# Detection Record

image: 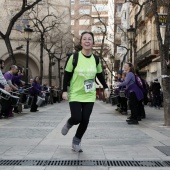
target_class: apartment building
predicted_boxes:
[71,0,112,86]
[108,0,125,75]
[71,0,108,53]
[128,0,164,81]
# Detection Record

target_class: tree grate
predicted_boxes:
[0,160,170,167]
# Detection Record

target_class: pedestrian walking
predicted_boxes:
[61,31,109,152]
[118,62,144,125]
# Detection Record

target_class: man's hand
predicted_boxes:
[62,92,68,100]
[4,85,11,92]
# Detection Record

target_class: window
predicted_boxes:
[79,9,90,15]
[71,20,75,25]
[71,10,75,15]
[91,25,105,33]
[79,30,86,35]
[117,25,122,33]
[79,19,90,25]
[92,4,108,12]
[71,0,75,5]
[95,36,103,44]
[124,12,126,19]
[80,0,90,4]
[94,18,105,24]
[117,4,122,12]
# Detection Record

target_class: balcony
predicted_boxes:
[136,40,159,67]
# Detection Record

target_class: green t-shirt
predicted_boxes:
[65,51,102,102]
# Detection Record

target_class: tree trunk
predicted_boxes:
[4,37,16,64]
[40,34,44,84]
[153,1,170,126]
[160,46,170,126]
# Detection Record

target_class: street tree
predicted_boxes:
[0,0,42,64]
[151,0,170,126]
[30,2,65,83]
[44,29,72,87]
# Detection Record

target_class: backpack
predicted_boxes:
[64,52,100,85]
[135,75,148,94]
[135,75,143,89]
[65,52,99,71]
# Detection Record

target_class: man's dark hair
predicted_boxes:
[0,59,4,65]
[9,65,17,70]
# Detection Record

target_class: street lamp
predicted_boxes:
[24,25,33,84]
[127,25,135,63]
[59,66,64,90]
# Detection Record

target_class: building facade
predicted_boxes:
[126,0,164,81]
[71,0,111,86]
[0,0,71,86]
[109,0,167,83]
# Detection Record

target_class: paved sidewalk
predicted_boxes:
[0,101,170,170]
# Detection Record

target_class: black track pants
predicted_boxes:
[68,102,94,140]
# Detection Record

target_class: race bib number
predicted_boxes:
[84,79,94,93]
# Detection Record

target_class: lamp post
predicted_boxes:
[127,25,135,63]
[59,66,63,90]
[24,25,33,84]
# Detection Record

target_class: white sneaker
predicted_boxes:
[61,123,70,135]
[72,143,83,152]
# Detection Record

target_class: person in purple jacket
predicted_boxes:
[29,76,42,112]
[2,65,18,118]
[118,62,144,125]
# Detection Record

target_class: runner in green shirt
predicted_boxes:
[62,31,110,152]
[65,51,102,102]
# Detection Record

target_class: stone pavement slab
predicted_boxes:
[0,101,170,169]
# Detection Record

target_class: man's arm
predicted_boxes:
[0,70,9,87]
[7,80,18,91]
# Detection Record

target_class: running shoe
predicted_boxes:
[61,122,70,135]
[72,143,83,152]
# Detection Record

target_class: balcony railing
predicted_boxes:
[136,40,159,61]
